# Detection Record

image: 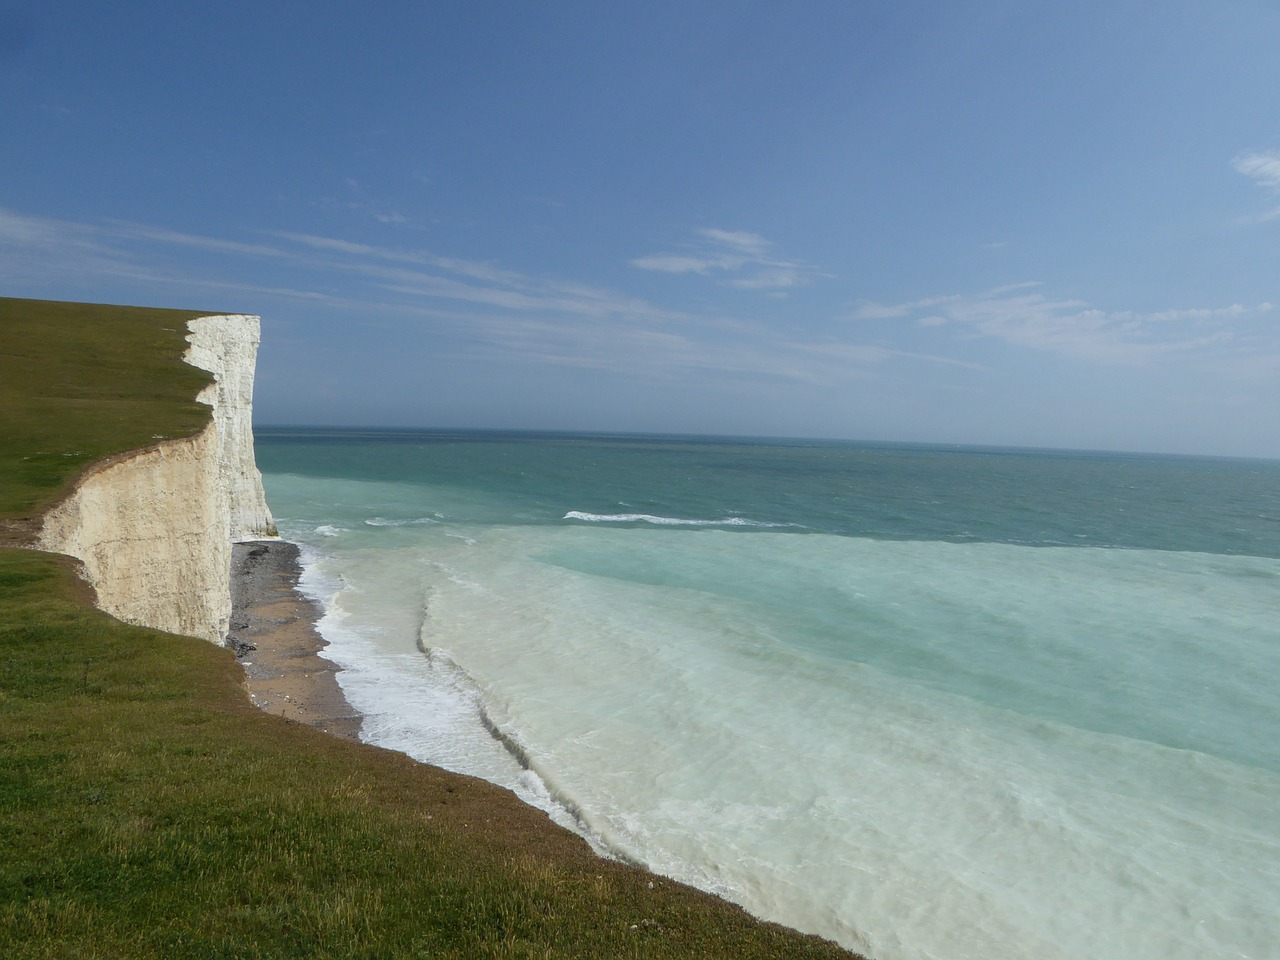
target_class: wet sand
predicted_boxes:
[229,539,362,740]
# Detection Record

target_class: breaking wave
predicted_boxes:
[563,510,796,528]
[364,516,441,527]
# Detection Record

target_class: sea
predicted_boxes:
[255,428,1280,960]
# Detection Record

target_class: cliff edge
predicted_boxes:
[38,314,276,644]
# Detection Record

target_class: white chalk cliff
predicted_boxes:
[38,314,276,644]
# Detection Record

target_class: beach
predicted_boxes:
[229,539,362,741]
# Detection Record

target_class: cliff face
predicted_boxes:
[185,315,276,541]
[38,314,276,644]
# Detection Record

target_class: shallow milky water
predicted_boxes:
[258,430,1280,960]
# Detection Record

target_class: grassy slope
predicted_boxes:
[0,298,858,959]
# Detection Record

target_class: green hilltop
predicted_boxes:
[0,297,856,959]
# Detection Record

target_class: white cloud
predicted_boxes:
[0,207,144,281]
[272,234,699,326]
[851,294,962,320]
[1234,150,1280,190]
[317,178,410,225]
[694,228,770,256]
[0,207,75,245]
[727,267,804,290]
[630,227,823,292]
[109,222,287,259]
[856,284,1271,365]
[784,339,986,371]
[1233,149,1280,221]
[628,254,726,275]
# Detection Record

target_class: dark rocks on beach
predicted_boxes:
[227,539,304,655]
[227,538,362,741]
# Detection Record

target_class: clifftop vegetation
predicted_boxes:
[0,298,210,536]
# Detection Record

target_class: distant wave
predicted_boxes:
[563,510,796,528]
[364,516,441,527]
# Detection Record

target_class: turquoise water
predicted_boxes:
[257,429,1280,960]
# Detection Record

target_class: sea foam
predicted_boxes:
[397,526,1280,960]
[563,510,794,528]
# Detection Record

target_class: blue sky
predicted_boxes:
[3,1,1279,457]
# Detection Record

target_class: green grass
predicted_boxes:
[0,297,212,533]
[0,298,858,959]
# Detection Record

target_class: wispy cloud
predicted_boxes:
[783,339,987,372]
[630,227,824,293]
[698,228,770,257]
[1233,149,1280,221]
[12,207,1270,394]
[0,207,144,278]
[851,294,965,321]
[109,221,289,259]
[0,207,974,387]
[270,231,697,326]
[313,179,410,225]
[854,283,1273,365]
[274,231,531,286]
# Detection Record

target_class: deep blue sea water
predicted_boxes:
[256,428,1280,960]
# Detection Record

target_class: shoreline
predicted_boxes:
[224,537,872,956]
[229,536,638,864]
[228,538,362,741]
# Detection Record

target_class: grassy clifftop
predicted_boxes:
[0,297,212,535]
[0,298,856,959]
